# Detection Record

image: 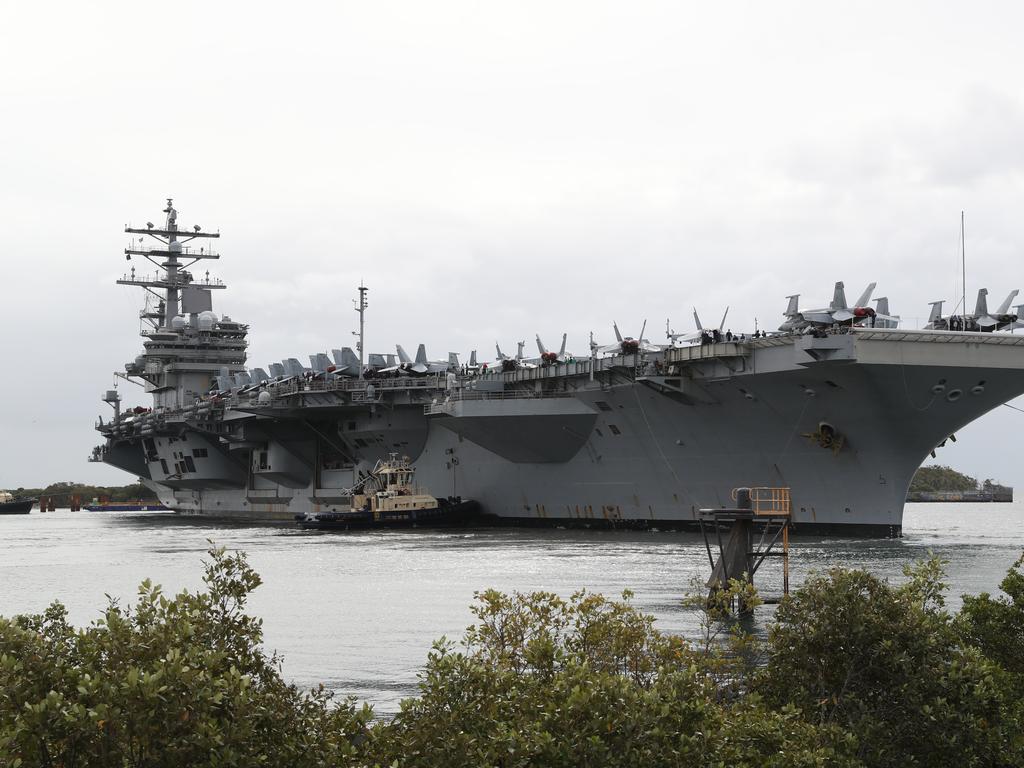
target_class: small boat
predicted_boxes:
[0,492,35,515]
[297,454,481,530]
[83,500,168,512]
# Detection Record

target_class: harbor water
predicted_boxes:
[2,503,1023,713]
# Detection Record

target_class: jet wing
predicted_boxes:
[801,311,836,324]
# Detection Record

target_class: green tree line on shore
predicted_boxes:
[3,481,157,503]
[1,546,1022,767]
[909,464,1011,494]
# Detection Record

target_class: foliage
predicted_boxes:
[757,556,1021,767]
[5,481,158,503]
[370,584,856,767]
[958,553,1024,762]
[959,553,1024,679]
[0,545,370,767]
[2,546,1024,767]
[909,464,979,492]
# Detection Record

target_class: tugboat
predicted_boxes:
[0,491,36,515]
[297,453,479,531]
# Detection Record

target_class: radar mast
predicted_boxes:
[115,200,247,409]
[120,198,224,330]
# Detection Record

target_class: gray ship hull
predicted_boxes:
[108,329,1024,536]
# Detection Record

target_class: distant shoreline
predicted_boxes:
[906,490,1013,503]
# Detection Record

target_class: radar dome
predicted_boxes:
[198,310,218,331]
[171,316,186,330]
[169,241,183,253]
[257,390,272,405]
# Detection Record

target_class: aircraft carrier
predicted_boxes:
[91,201,1024,536]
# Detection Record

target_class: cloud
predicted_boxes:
[3,2,1024,489]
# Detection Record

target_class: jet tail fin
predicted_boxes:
[495,342,504,360]
[927,300,944,324]
[995,289,1020,316]
[396,344,412,364]
[536,334,547,355]
[613,322,623,343]
[874,297,890,316]
[854,282,877,308]
[693,308,703,331]
[784,294,800,317]
[517,341,526,360]
[341,347,359,366]
[974,288,990,318]
[558,333,567,359]
[830,281,848,310]
[415,344,428,365]
[470,350,478,366]
[448,352,459,367]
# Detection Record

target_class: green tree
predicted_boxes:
[0,546,370,767]
[909,465,979,492]
[958,554,1024,761]
[4,545,1024,767]
[757,557,1017,767]
[960,553,1024,679]
[371,587,856,767]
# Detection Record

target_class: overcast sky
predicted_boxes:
[2,1,1023,490]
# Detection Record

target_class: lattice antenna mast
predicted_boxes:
[120,199,224,329]
[353,284,369,379]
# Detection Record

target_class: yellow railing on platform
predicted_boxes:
[730,486,791,517]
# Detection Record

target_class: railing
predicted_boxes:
[733,486,792,517]
[117,271,227,287]
[446,389,572,402]
[422,388,574,415]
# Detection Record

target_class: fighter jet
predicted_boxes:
[667,307,731,345]
[330,347,361,377]
[365,353,400,376]
[532,333,569,366]
[493,341,537,372]
[595,321,660,356]
[235,368,273,395]
[871,298,900,329]
[394,344,458,376]
[308,353,333,376]
[779,282,893,332]
[925,289,1020,332]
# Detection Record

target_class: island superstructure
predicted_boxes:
[92,201,1024,535]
